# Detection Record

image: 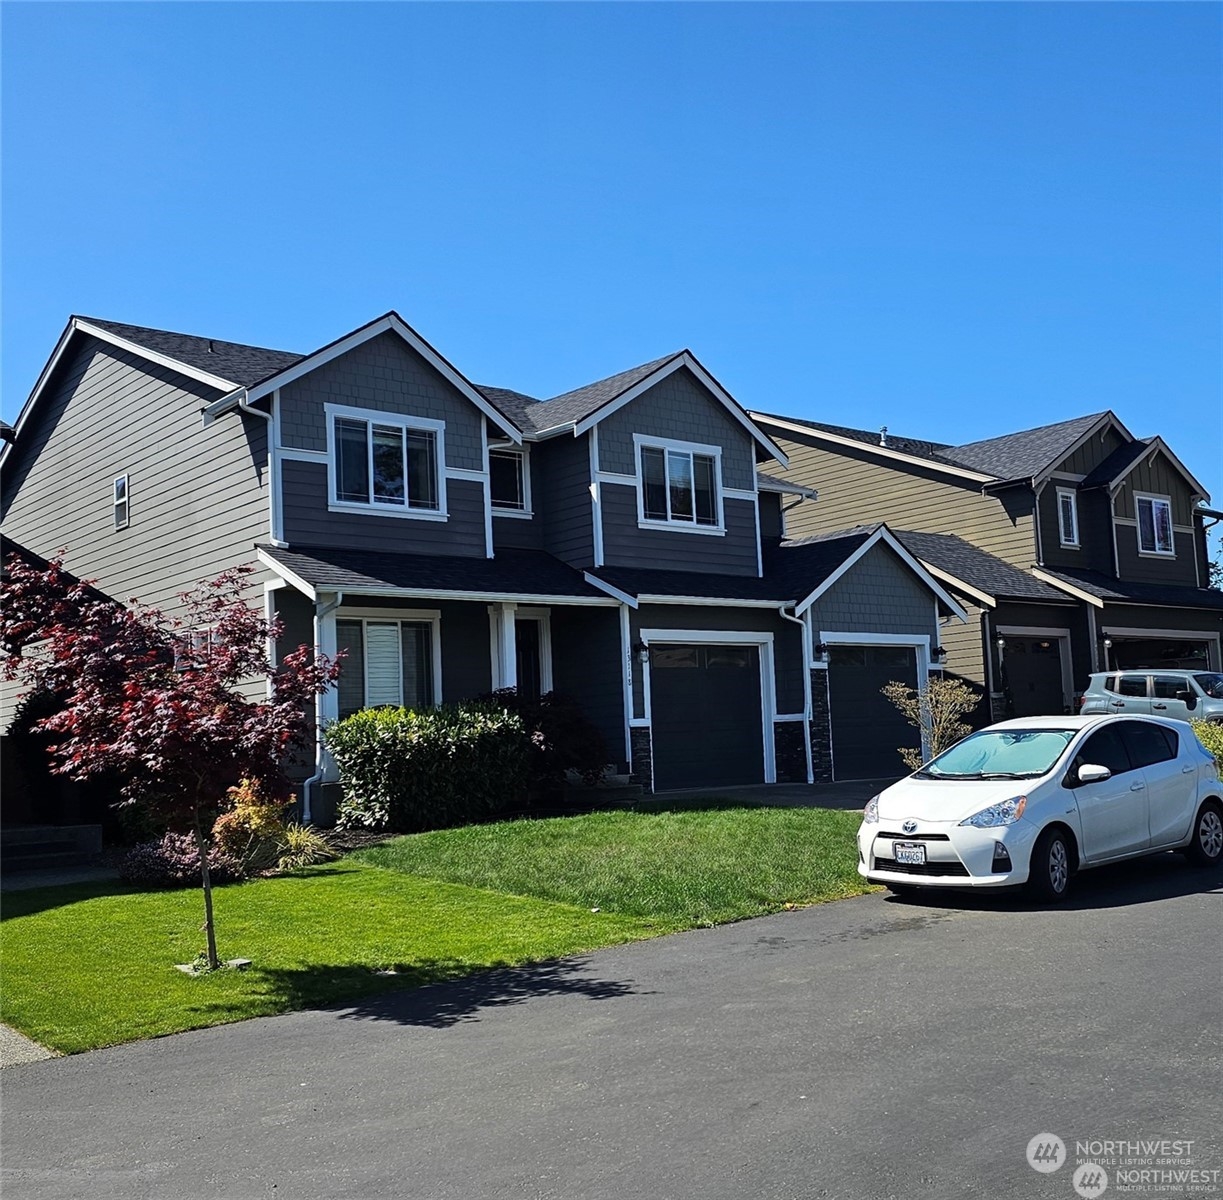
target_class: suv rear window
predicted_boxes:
[1116,674,1148,697]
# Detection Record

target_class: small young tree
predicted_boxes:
[881,676,979,773]
[0,554,341,969]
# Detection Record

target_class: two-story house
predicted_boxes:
[751,409,1223,722]
[1,312,965,816]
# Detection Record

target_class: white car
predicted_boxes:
[857,714,1223,902]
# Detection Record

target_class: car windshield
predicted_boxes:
[916,729,1077,780]
[1193,673,1223,699]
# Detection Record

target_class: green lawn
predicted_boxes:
[1,805,870,1054]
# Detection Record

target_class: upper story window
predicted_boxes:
[1056,487,1079,548]
[113,474,129,529]
[490,447,531,516]
[326,404,446,520]
[1135,493,1174,556]
[635,435,723,533]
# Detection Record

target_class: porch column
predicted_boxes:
[490,601,518,690]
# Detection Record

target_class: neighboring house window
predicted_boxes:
[490,448,530,514]
[326,405,445,517]
[113,475,129,529]
[1135,494,1174,555]
[636,437,722,530]
[335,618,438,719]
[1056,488,1079,547]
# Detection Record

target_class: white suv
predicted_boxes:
[1080,670,1223,724]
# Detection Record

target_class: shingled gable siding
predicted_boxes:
[280,461,486,556]
[1055,425,1127,477]
[276,331,484,470]
[539,434,594,568]
[807,543,937,638]
[0,336,272,704]
[595,367,758,492]
[774,436,1037,565]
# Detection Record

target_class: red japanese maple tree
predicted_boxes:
[1,554,341,968]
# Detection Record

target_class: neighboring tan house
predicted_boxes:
[751,409,1223,722]
[1,313,965,815]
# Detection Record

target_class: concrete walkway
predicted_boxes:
[0,1024,56,1068]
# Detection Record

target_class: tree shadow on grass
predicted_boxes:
[211,955,640,1030]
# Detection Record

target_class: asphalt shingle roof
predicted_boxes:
[892,530,1069,603]
[80,317,304,388]
[752,413,958,464]
[259,545,607,599]
[1036,567,1223,611]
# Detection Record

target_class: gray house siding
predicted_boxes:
[1037,485,1112,574]
[491,453,544,552]
[277,332,485,471]
[280,461,486,557]
[600,486,759,576]
[539,434,594,567]
[438,601,494,701]
[628,604,804,718]
[808,545,937,638]
[1053,426,1127,477]
[551,607,625,768]
[1114,528,1199,587]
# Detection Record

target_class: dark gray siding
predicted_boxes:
[551,607,625,768]
[491,451,544,551]
[1037,485,1112,574]
[1114,527,1199,587]
[759,491,783,541]
[1053,426,1126,477]
[1113,450,1199,526]
[808,545,938,637]
[539,434,594,568]
[628,604,804,717]
[600,486,759,576]
[280,460,486,556]
[438,601,494,700]
[596,367,757,491]
[1101,603,1223,642]
[278,332,484,471]
[274,587,316,663]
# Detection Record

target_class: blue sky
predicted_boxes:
[3,2,1220,511]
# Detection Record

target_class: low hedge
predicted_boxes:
[1190,718,1223,768]
[325,701,533,832]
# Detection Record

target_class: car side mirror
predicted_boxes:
[1176,690,1197,710]
[1077,763,1112,784]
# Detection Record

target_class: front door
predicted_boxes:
[1001,637,1066,716]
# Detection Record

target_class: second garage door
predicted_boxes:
[649,644,765,790]
[827,644,920,780]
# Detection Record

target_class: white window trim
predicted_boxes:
[324,403,448,521]
[489,445,533,518]
[1056,487,1079,548]
[633,433,725,535]
[1134,492,1175,557]
[334,608,443,715]
[113,474,130,530]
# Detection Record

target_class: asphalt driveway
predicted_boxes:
[4,854,1220,1200]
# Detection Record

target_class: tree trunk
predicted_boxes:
[192,806,220,970]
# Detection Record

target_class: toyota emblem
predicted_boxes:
[901,819,918,835]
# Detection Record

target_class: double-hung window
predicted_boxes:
[490,447,530,515]
[1135,494,1174,555]
[636,437,722,531]
[327,405,445,518]
[113,475,130,529]
[1056,487,1079,548]
[335,616,438,719]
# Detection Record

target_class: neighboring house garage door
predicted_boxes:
[650,644,765,790]
[827,645,919,780]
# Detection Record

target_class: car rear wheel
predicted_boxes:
[1184,800,1223,867]
[1027,827,1073,903]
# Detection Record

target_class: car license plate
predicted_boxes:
[893,841,926,866]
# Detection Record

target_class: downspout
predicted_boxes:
[1032,478,1046,567]
[302,591,343,824]
[779,605,814,784]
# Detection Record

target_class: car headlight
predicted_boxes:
[959,796,1027,828]
[862,795,880,824]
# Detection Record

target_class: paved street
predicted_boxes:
[3,854,1220,1200]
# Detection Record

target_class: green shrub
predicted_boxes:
[325,701,533,832]
[1191,718,1223,768]
[479,688,609,788]
[276,822,339,871]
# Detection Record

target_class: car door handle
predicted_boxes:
[1182,766,1195,774]
[1152,703,1167,710]
[1109,701,1125,707]
[1130,782,1146,792]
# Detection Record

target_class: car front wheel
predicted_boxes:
[1185,800,1223,867]
[1028,827,1073,903]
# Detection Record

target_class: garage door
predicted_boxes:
[1111,637,1211,671]
[1001,636,1067,716]
[827,645,919,780]
[650,644,765,790]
